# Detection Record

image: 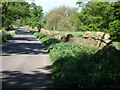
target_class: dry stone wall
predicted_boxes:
[24,25,32,29]
[40,28,51,35]
[53,32,61,39]
[24,25,116,53]
[33,27,38,31]
[24,25,119,54]
[81,32,112,50]
[61,34,74,42]
[60,32,114,52]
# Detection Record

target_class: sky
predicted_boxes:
[27,0,79,14]
[26,0,119,14]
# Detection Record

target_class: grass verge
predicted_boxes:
[29,29,120,88]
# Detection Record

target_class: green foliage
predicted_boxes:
[1,2,43,29]
[33,32,62,50]
[108,20,120,41]
[113,42,120,50]
[30,25,120,88]
[1,2,30,27]
[49,42,94,62]
[89,53,120,88]
[29,29,38,34]
[75,2,120,40]
[0,28,16,44]
[5,26,17,31]
[19,18,28,26]
[1,33,12,43]
[28,3,44,29]
[44,6,78,31]
[48,42,95,88]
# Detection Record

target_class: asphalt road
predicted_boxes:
[0,29,52,89]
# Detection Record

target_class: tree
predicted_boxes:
[1,2,30,28]
[28,3,44,31]
[44,6,78,31]
[74,1,120,40]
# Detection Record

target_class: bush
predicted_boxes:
[1,33,12,43]
[0,28,16,44]
[6,26,17,31]
[30,29,120,88]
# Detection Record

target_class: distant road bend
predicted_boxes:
[0,29,52,89]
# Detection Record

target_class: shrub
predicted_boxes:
[49,42,95,88]
[1,33,12,43]
[0,28,16,44]
[6,26,17,31]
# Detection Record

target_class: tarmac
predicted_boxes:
[0,29,52,89]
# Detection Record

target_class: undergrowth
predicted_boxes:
[29,29,120,88]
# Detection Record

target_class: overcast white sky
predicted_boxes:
[27,0,79,13]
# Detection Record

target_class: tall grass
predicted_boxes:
[48,30,84,38]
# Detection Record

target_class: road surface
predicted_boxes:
[0,29,52,89]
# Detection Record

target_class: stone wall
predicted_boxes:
[33,27,38,31]
[60,32,114,52]
[53,32,61,39]
[24,25,32,29]
[24,26,119,54]
[40,28,51,35]
[81,32,112,50]
[24,25,115,52]
[61,34,74,42]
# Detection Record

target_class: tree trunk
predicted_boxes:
[2,2,9,28]
[53,25,56,30]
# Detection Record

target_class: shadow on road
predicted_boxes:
[17,29,32,35]
[1,29,48,56]
[12,37,38,41]
[1,65,52,89]
[2,43,48,56]
[1,29,53,89]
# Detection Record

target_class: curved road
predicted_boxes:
[0,29,52,89]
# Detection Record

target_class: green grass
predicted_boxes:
[48,30,84,38]
[113,42,120,50]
